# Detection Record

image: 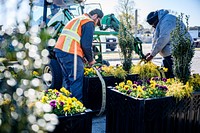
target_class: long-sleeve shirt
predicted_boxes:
[151,9,192,57]
[81,21,95,62]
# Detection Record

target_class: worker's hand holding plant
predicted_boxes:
[83,58,96,67]
[145,53,154,61]
[88,59,96,67]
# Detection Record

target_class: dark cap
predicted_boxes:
[146,11,158,25]
[89,8,104,26]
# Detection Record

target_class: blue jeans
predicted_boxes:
[54,49,84,101]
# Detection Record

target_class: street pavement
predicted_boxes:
[92,44,200,133]
[103,43,200,74]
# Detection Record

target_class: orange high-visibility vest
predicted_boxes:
[55,14,94,58]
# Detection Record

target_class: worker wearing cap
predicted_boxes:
[145,9,192,78]
[54,8,104,101]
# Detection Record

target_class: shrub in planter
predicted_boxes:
[171,14,194,84]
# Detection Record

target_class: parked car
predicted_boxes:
[106,36,118,51]
[194,38,200,48]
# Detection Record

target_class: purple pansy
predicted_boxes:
[162,78,167,82]
[50,100,57,108]
[127,89,132,94]
[60,101,64,106]
[56,92,59,96]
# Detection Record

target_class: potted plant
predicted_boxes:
[170,14,195,84]
[83,65,128,112]
[130,60,167,81]
[39,87,92,133]
[106,76,200,133]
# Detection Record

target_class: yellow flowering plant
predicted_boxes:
[84,65,127,79]
[130,60,167,80]
[40,87,86,115]
[115,77,169,99]
[165,78,193,100]
[188,73,200,91]
[84,67,97,77]
[115,77,194,99]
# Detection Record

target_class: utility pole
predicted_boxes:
[135,9,138,37]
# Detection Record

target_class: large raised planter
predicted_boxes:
[82,74,138,112]
[106,88,200,133]
[82,76,120,112]
[51,109,93,133]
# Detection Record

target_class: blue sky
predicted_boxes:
[86,0,200,28]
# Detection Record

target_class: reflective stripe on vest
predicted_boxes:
[61,29,81,51]
[61,15,92,54]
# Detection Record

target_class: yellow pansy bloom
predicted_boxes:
[41,96,48,103]
[137,86,143,93]
[124,85,130,90]
[67,98,72,105]
[60,87,71,96]
[76,101,83,107]
[53,89,58,93]
[127,80,132,85]
[72,97,78,102]
[64,106,71,112]
[119,82,125,88]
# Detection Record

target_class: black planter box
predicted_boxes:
[106,89,200,133]
[82,75,139,112]
[82,76,121,112]
[126,74,139,81]
[51,109,92,133]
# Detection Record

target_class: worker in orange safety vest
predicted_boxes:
[54,8,104,101]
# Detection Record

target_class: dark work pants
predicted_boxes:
[54,49,84,101]
[162,55,174,79]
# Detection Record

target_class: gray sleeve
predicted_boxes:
[151,18,176,56]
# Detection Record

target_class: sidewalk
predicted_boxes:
[92,114,106,133]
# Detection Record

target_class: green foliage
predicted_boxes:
[115,78,168,99]
[84,65,127,79]
[118,23,135,72]
[170,14,194,84]
[117,0,136,72]
[188,74,200,91]
[0,1,54,133]
[130,60,167,81]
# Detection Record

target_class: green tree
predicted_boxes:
[117,0,136,72]
[171,14,194,84]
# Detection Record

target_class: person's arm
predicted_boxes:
[150,18,176,57]
[81,21,95,64]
